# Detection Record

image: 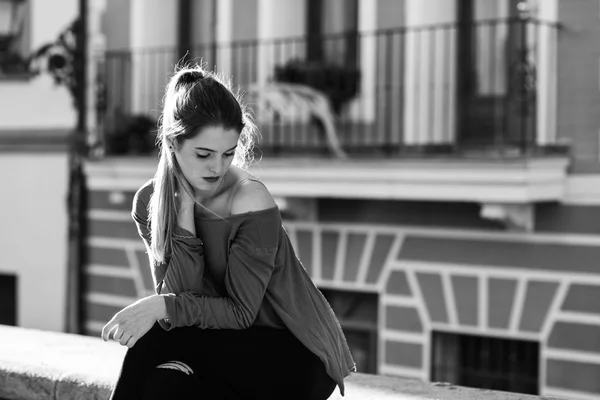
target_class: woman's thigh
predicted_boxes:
[131,325,335,399]
[142,368,243,400]
[142,368,198,400]
[179,327,336,400]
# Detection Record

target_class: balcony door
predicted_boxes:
[456,0,532,150]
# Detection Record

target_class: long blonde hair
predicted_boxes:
[148,65,257,264]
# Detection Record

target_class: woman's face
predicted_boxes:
[173,125,240,194]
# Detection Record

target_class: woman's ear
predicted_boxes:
[166,138,176,152]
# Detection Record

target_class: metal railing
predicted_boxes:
[94,18,563,158]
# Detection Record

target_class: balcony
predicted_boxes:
[91,17,569,204]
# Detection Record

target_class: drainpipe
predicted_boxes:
[178,0,191,62]
[211,0,217,67]
[65,0,88,334]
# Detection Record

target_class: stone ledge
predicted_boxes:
[0,325,566,400]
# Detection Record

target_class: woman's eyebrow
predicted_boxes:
[194,145,238,152]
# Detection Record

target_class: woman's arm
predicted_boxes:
[102,181,209,345]
[129,181,211,325]
[161,180,280,330]
[130,182,205,296]
[176,177,196,236]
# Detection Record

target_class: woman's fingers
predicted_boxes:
[113,324,127,341]
[118,324,148,348]
[101,312,126,342]
[101,301,156,347]
[118,332,133,347]
[101,318,117,342]
[126,335,139,348]
[112,323,137,347]
[174,170,195,205]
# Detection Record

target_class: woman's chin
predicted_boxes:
[192,181,217,194]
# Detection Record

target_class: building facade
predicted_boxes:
[0,0,78,332]
[80,1,600,399]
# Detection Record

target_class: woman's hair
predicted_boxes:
[148,64,258,264]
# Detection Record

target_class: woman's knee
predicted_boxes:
[142,367,198,400]
[126,323,166,354]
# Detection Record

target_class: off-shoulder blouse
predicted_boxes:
[131,179,355,395]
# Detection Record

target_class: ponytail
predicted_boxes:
[148,145,177,264]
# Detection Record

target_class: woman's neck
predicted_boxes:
[193,170,229,202]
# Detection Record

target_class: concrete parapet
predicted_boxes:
[0,325,566,400]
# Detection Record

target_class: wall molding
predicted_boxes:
[563,174,600,205]
[0,129,71,153]
[84,156,571,203]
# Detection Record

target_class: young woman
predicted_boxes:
[102,66,355,400]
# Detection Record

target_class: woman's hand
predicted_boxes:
[101,295,167,348]
[175,175,197,235]
[175,174,196,210]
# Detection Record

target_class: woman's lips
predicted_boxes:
[203,176,220,183]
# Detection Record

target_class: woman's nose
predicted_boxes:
[209,158,225,175]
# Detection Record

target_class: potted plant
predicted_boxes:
[273,58,360,115]
[104,111,157,156]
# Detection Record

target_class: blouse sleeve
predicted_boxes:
[161,210,280,330]
[131,184,206,300]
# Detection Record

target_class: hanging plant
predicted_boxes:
[27,19,80,111]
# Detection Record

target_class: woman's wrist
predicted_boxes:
[177,201,196,234]
[151,294,169,320]
[179,198,195,213]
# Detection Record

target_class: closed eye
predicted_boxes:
[196,152,234,159]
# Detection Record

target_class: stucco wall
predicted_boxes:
[0,0,77,130]
[0,0,74,332]
[0,153,69,332]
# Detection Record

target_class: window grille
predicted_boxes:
[320,289,378,373]
[0,273,17,326]
[431,331,539,395]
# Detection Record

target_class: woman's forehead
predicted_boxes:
[186,126,239,150]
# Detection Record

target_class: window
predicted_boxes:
[320,289,378,373]
[0,273,17,326]
[0,0,30,76]
[431,331,539,395]
[306,0,358,66]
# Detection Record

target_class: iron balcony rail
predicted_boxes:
[95,18,564,159]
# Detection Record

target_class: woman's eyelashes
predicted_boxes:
[196,152,235,159]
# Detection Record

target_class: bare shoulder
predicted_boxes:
[230,178,277,215]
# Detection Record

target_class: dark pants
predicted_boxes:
[109,323,337,400]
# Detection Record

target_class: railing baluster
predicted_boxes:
[432,26,441,146]
[488,21,499,149]
[95,19,561,159]
[441,26,449,148]
[384,31,393,155]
